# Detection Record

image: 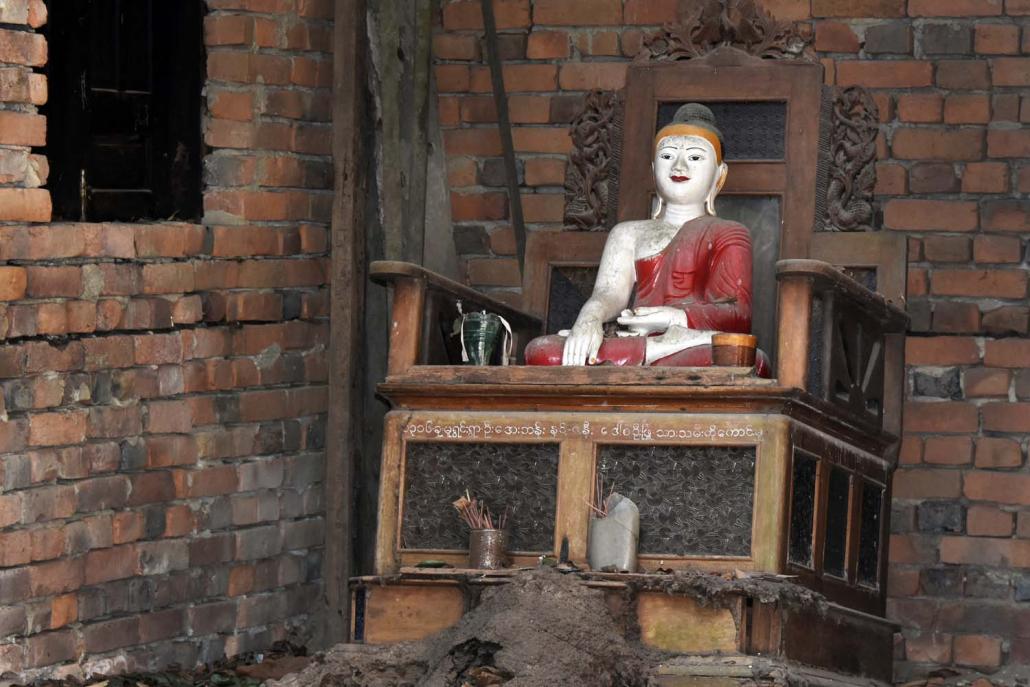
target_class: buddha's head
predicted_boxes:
[652,103,728,217]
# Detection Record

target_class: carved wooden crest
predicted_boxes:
[825,87,879,232]
[563,90,621,231]
[634,0,813,62]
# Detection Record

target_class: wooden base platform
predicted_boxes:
[350,569,895,684]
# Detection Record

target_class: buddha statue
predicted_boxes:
[525,103,770,374]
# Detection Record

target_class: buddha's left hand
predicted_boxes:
[616,306,689,336]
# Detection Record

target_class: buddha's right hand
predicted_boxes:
[562,319,603,366]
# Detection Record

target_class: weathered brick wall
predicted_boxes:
[0,0,332,679]
[433,0,1030,679]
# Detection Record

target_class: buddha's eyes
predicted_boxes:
[659,153,673,160]
[689,154,703,161]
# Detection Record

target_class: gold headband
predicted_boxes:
[654,124,723,163]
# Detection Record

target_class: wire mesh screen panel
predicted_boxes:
[597,444,756,557]
[547,265,600,333]
[788,449,818,568]
[823,467,851,578]
[656,101,787,160]
[401,442,559,553]
[857,481,884,588]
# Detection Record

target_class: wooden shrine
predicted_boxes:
[354,6,908,685]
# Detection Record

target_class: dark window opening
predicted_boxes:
[44,0,205,222]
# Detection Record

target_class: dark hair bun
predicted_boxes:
[672,103,717,126]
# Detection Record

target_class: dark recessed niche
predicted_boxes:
[823,466,851,579]
[788,450,818,568]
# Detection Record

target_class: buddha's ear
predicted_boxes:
[706,163,729,215]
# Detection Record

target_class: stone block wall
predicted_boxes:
[0,0,332,679]
[432,0,1030,679]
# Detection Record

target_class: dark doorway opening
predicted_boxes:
[44,0,205,222]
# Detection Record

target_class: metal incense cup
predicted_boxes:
[711,333,758,367]
[468,528,509,569]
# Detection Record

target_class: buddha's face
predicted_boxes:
[652,135,725,207]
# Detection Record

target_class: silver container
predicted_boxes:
[468,528,509,569]
[588,493,639,572]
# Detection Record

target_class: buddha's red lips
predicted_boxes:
[670,175,690,182]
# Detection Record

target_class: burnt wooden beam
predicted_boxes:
[481,0,527,276]
[325,0,368,644]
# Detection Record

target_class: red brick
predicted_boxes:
[623,0,677,23]
[975,436,1023,468]
[50,594,77,630]
[981,199,1029,232]
[470,64,557,93]
[982,401,1030,431]
[975,23,1020,53]
[944,94,991,123]
[906,633,953,663]
[893,468,963,499]
[558,62,627,90]
[813,0,903,14]
[967,505,1014,536]
[435,64,470,93]
[0,188,50,222]
[992,57,1030,85]
[964,367,1012,397]
[837,61,931,87]
[433,33,480,61]
[0,111,44,148]
[923,236,971,262]
[941,61,993,90]
[28,411,87,447]
[909,0,1003,14]
[891,128,984,160]
[0,266,27,300]
[520,193,564,222]
[527,30,569,58]
[966,467,1030,505]
[884,199,978,231]
[112,511,145,545]
[28,557,84,597]
[923,436,973,465]
[904,401,979,432]
[0,28,46,66]
[443,128,502,156]
[512,127,572,153]
[465,257,521,287]
[24,630,77,669]
[932,269,1026,298]
[963,161,1009,193]
[533,0,621,25]
[204,14,249,45]
[954,634,1003,668]
[525,157,566,186]
[127,472,175,506]
[814,21,860,52]
[874,162,907,195]
[987,128,1030,157]
[985,338,1030,367]
[441,0,530,30]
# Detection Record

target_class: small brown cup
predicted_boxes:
[711,333,757,367]
[468,529,509,569]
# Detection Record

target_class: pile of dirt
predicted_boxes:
[270,567,658,687]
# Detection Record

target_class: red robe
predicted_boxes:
[525,216,770,375]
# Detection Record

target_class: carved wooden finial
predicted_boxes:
[635,0,813,62]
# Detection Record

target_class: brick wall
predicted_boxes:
[0,0,332,679]
[433,0,1030,679]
